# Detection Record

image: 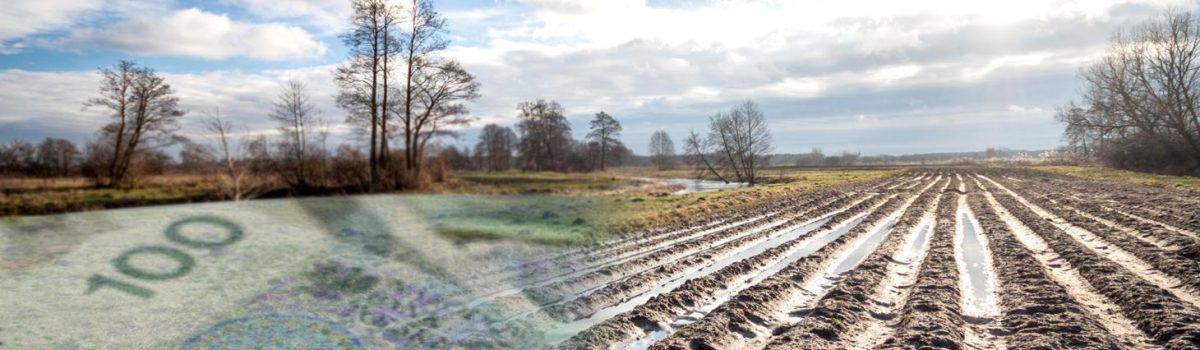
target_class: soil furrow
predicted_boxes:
[994,176,1200,293]
[978,176,1200,349]
[748,177,948,349]
[554,193,895,323]
[1028,172,1200,237]
[517,190,872,316]
[965,178,1122,349]
[400,183,899,348]
[555,176,943,349]
[975,176,1157,349]
[875,175,966,350]
[453,180,907,347]
[646,174,933,350]
[1007,181,1200,262]
[981,176,1200,309]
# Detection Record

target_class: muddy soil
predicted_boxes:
[978,175,1200,348]
[874,176,967,349]
[557,177,938,349]
[399,169,1200,349]
[965,179,1119,349]
[755,177,948,349]
[645,176,933,350]
[994,176,1200,292]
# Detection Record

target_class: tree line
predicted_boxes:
[439,100,640,173]
[1057,10,1200,175]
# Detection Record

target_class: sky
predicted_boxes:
[0,0,1195,156]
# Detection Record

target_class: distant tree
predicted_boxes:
[840,151,859,166]
[245,135,274,174]
[332,143,370,189]
[179,141,216,172]
[439,145,474,170]
[475,123,517,171]
[795,148,824,167]
[270,80,319,189]
[1,139,36,174]
[648,130,675,170]
[586,111,623,171]
[84,60,185,187]
[516,100,573,172]
[35,138,79,177]
[684,101,772,185]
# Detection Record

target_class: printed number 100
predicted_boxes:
[86,216,244,298]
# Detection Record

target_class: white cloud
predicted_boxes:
[0,0,174,53]
[221,0,351,34]
[0,0,101,41]
[58,8,327,60]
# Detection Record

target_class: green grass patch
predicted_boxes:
[421,168,900,245]
[1035,165,1200,190]
[451,171,638,194]
[404,194,618,246]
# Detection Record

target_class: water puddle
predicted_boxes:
[635,177,748,194]
[899,221,932,263]
[848,217,935,349]
[778,215,900,324]
[957,201,999,317]
[832,217,898,274]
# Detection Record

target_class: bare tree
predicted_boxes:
[84,60,185,187]
[587,111,623,171]
[270,80,318,188]
[408,60,480,177]
[516,100,573,172]
[475,124,516,171]
[1060,11,1200,174]
[684,101,772,185]
[335,0,400,189]
[398,0,447,174]
[682,129,729,183]
[648,130,675,170]
[204,109,256,201]
[35,138,79,177]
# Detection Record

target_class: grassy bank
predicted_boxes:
[2,169,899,246]
[1035,165,1200,190]
[603,168,902,233]
[0,175,222,216]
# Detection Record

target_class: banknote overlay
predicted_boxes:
[0,194,617,349]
